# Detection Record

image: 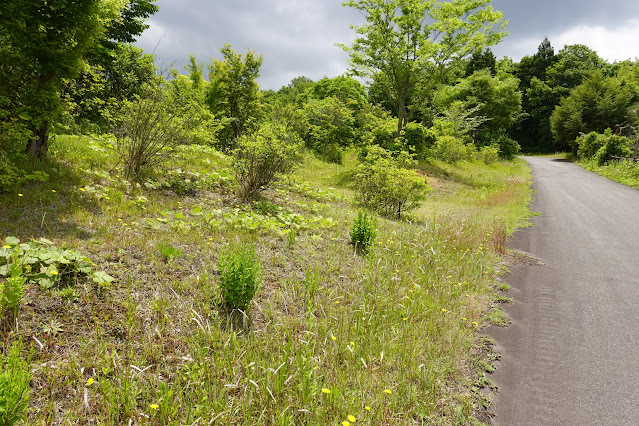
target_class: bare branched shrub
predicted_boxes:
[112,85,198,180]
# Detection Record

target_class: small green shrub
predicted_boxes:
[0,339,31,425]
[232,122,303,201]
[354,145,429,219]
[478,144,500,164]
[218,242,261,311]
[496,135,520,160]
[430,135,477,163]
[156,242,183,263]
[350,210,377,252]
[576,131,603,159]
[1,263,25,321]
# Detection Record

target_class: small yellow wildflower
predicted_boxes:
[350,341,355,346]
[79,188,86,192]
[86,377,94,386]
[335,301,340,304]
[17,193,23,197]
[3,245,10,249]
[462,317,467,321]
[384,389,392,395]
[472,321,478,326]
[365,406,371,411]
[50,270,59,276]
[347,415,356,422]
[441,308,447,313]
[51,189,56,193]
[342,422,351,426]
[321,388,331,394]
[331,336,337,341]
[403,317,408,321]
[149,403,159,410]
[117,218,122,222]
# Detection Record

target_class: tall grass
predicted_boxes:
[0,137,532,423]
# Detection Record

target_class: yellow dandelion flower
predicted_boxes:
[335,301,340,304]
[321,388,331,394]
[117,218,122,222]
[17,193,23,197]
[384,389,392,394]
[350,341,355,346]
[462,317,467,321]
[441,308,447,313]
[50,270,59,276]
[51,189,56,193]
[365,406,371,411]
[348,415,356,422]
[86,377,94,386]
[149,403,159,410]
[331,336,337,341]
[3,245,11,249]
[472,321,478,326]
[342,422,351,426]
[79,188,86,192]
[403,317,408,321]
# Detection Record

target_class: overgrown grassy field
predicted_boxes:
[0,135,532,424]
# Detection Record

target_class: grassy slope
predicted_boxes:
[580,158,639,189]
[0,136,532,425]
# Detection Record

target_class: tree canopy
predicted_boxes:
[341,0,507,138]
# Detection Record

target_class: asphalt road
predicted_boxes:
[488,157,639,425]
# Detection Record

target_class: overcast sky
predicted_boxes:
[134,0,639,90]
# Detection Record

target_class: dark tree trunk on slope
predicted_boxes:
[397,98,407,139]
[25,121,50,158]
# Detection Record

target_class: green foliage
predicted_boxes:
[303,96,357,163]
[0,340,31,426]
[0,237,113,291]
[354,145,429,219]
[0,0,125,156]
[371,120,430,154]
[300,76,367,110]
[435,69,522,150]
[156,242,183,263]
[477,144,500,164]
[218,242,261,311]
[206,44,263,149]
[465,48,497,77]
[577,129,632,164]
[232,122,303,201]
[350,210,377,252]
[551,72,633,152]
[1,262,26,321]
[112,84,202,180]
[430,135,478,163]
[341,0,507,136]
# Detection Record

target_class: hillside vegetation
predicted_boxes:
[0,135,531,424]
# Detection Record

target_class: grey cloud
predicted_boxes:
[135,0,639,90]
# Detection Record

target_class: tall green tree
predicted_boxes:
[550,71,633,151]
[341,0,507,138]
[465,48,497,77]
[0,0,125,156]
[206,44,263,150]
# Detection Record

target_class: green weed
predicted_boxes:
[218,242,261,312]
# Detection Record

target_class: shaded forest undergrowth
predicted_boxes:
[0,135,532,424]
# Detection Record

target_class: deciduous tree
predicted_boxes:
[341,0,506,138]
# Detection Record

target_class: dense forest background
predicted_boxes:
[1,0,638,194]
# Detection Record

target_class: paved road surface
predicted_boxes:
[489,157,639,425]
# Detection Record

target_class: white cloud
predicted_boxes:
[496,19,639,62]
[553,20,639,62]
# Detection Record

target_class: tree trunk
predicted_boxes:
[396,97,407,140]
[25,121,50,157]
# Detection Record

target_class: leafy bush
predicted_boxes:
[0,340,31,426]
[371,120,429,154]
[303,96,357,163]
[496,135,520,160]
[577,131,604,159]
[0,237,113,291]
[218,242,261,311]
[478,144,500,164]
[430,135,477,163]
[354,146,429,219]
[350,210,377,252]
[156,242,183,263]
[595,135,632,165]
[577,128,632,164]
[0,150,49,194]
[232,122,302,201]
